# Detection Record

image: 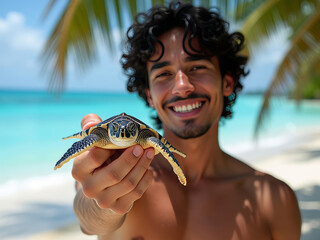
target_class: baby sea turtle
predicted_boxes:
[55,112,187,186]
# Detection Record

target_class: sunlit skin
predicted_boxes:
[72,28,301,240]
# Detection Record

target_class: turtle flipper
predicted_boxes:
[161,138,186,158]
[146,137,187,186]
[62,129,89,140]
[54,134,101,170]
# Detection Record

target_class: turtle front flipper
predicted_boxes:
[62,129,89,140]
[54,134,101,170]
[160,137,186,158]
[146,137,187,186]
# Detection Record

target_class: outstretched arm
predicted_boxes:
[72,114,154,235]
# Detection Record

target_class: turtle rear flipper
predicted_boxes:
[54,134,101,170]
[146,137,187,186]
[160,138,186,158]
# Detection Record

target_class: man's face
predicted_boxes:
[146,28,233,139]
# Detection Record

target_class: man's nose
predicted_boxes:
[172,70,195,97]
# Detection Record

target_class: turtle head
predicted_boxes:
[109,119,138,147]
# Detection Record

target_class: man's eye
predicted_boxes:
[191,66,206,71]
[156,72,171,78]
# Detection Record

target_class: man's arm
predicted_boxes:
[72,114,154,235]
[74,187,126,235]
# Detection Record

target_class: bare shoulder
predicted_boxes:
[240,164,302,239]
[247,168,298,208]
[235,158,299,210]
[230,156,297,201]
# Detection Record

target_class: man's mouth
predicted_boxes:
[172,101,203,113]
[163,94,210,117]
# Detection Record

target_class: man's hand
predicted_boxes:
[72,113,155,215]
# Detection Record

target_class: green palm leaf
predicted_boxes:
[239,0,319,47]
[233,0,320,136]
[42,0,123,90]
[254,5,320,136]
[293,46,320,100]
[42,0,246,90]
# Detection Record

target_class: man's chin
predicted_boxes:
[171,123,211,139]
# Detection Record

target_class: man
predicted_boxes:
[72,2,301,239]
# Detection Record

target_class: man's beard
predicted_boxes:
[170,119,212,139]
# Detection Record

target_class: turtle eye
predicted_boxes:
[127,122,136,133]
[111,123,119,134]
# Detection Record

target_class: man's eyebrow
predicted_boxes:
[184,55,211,62]
[150,61,170,73]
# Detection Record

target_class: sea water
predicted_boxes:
[1,90,320,192]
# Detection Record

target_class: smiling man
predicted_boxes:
[71,2,301,239]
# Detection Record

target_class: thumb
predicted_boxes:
[81,113,102,130]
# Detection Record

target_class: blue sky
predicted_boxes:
[0,1,289,93]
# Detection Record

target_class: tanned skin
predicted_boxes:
[72,28,301,240]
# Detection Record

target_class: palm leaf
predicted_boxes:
[42,0,59,19]
[254,7,320,136]
[42,0,89,90]
[42,0,122,90]
[293,46,320,101]
[42,0,242,90]
[240,0,319,50]
[234,0,265,20]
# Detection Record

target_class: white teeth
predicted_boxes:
[173,102,202,113]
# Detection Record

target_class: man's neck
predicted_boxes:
[162,124,227,184]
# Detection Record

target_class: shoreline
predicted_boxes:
[1,128,320,239]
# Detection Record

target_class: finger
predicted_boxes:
[105,148,154,198]
[112,169,154,214]
[93,149,154,211]
[72,147,114,182]
[81,113,102,130]
[82,145,144,196]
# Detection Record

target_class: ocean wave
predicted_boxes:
[225,127,320,162]
[0,172,73,197]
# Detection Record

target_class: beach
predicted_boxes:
[1,128,319,240]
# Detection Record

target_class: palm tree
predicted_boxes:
[42,0,136,89]
[42,0,320,135]
[41,0,234,89]
[234,0,320,135]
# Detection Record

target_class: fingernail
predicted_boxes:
[146,149,154,160]
[133,146,143,157]
[82,121,96,130]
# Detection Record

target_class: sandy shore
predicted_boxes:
[1,128,319,240]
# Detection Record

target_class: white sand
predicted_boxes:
[1,128,320,240]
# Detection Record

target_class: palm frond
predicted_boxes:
[241,0,319,49]
[42,0,59,19]
[42,0,127,90]
[254,7,320,136]
[292,45,320,101]
[42,0,244,90]
[43,0,87,90]
[234,0,265,21]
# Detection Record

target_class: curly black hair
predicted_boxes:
[121,1,249,128]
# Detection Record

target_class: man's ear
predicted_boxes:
[145,89,155,108]
[223,74,235,97]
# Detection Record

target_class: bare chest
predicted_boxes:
[114,180,271,240]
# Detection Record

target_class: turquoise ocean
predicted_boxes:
[1,90,320,193]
